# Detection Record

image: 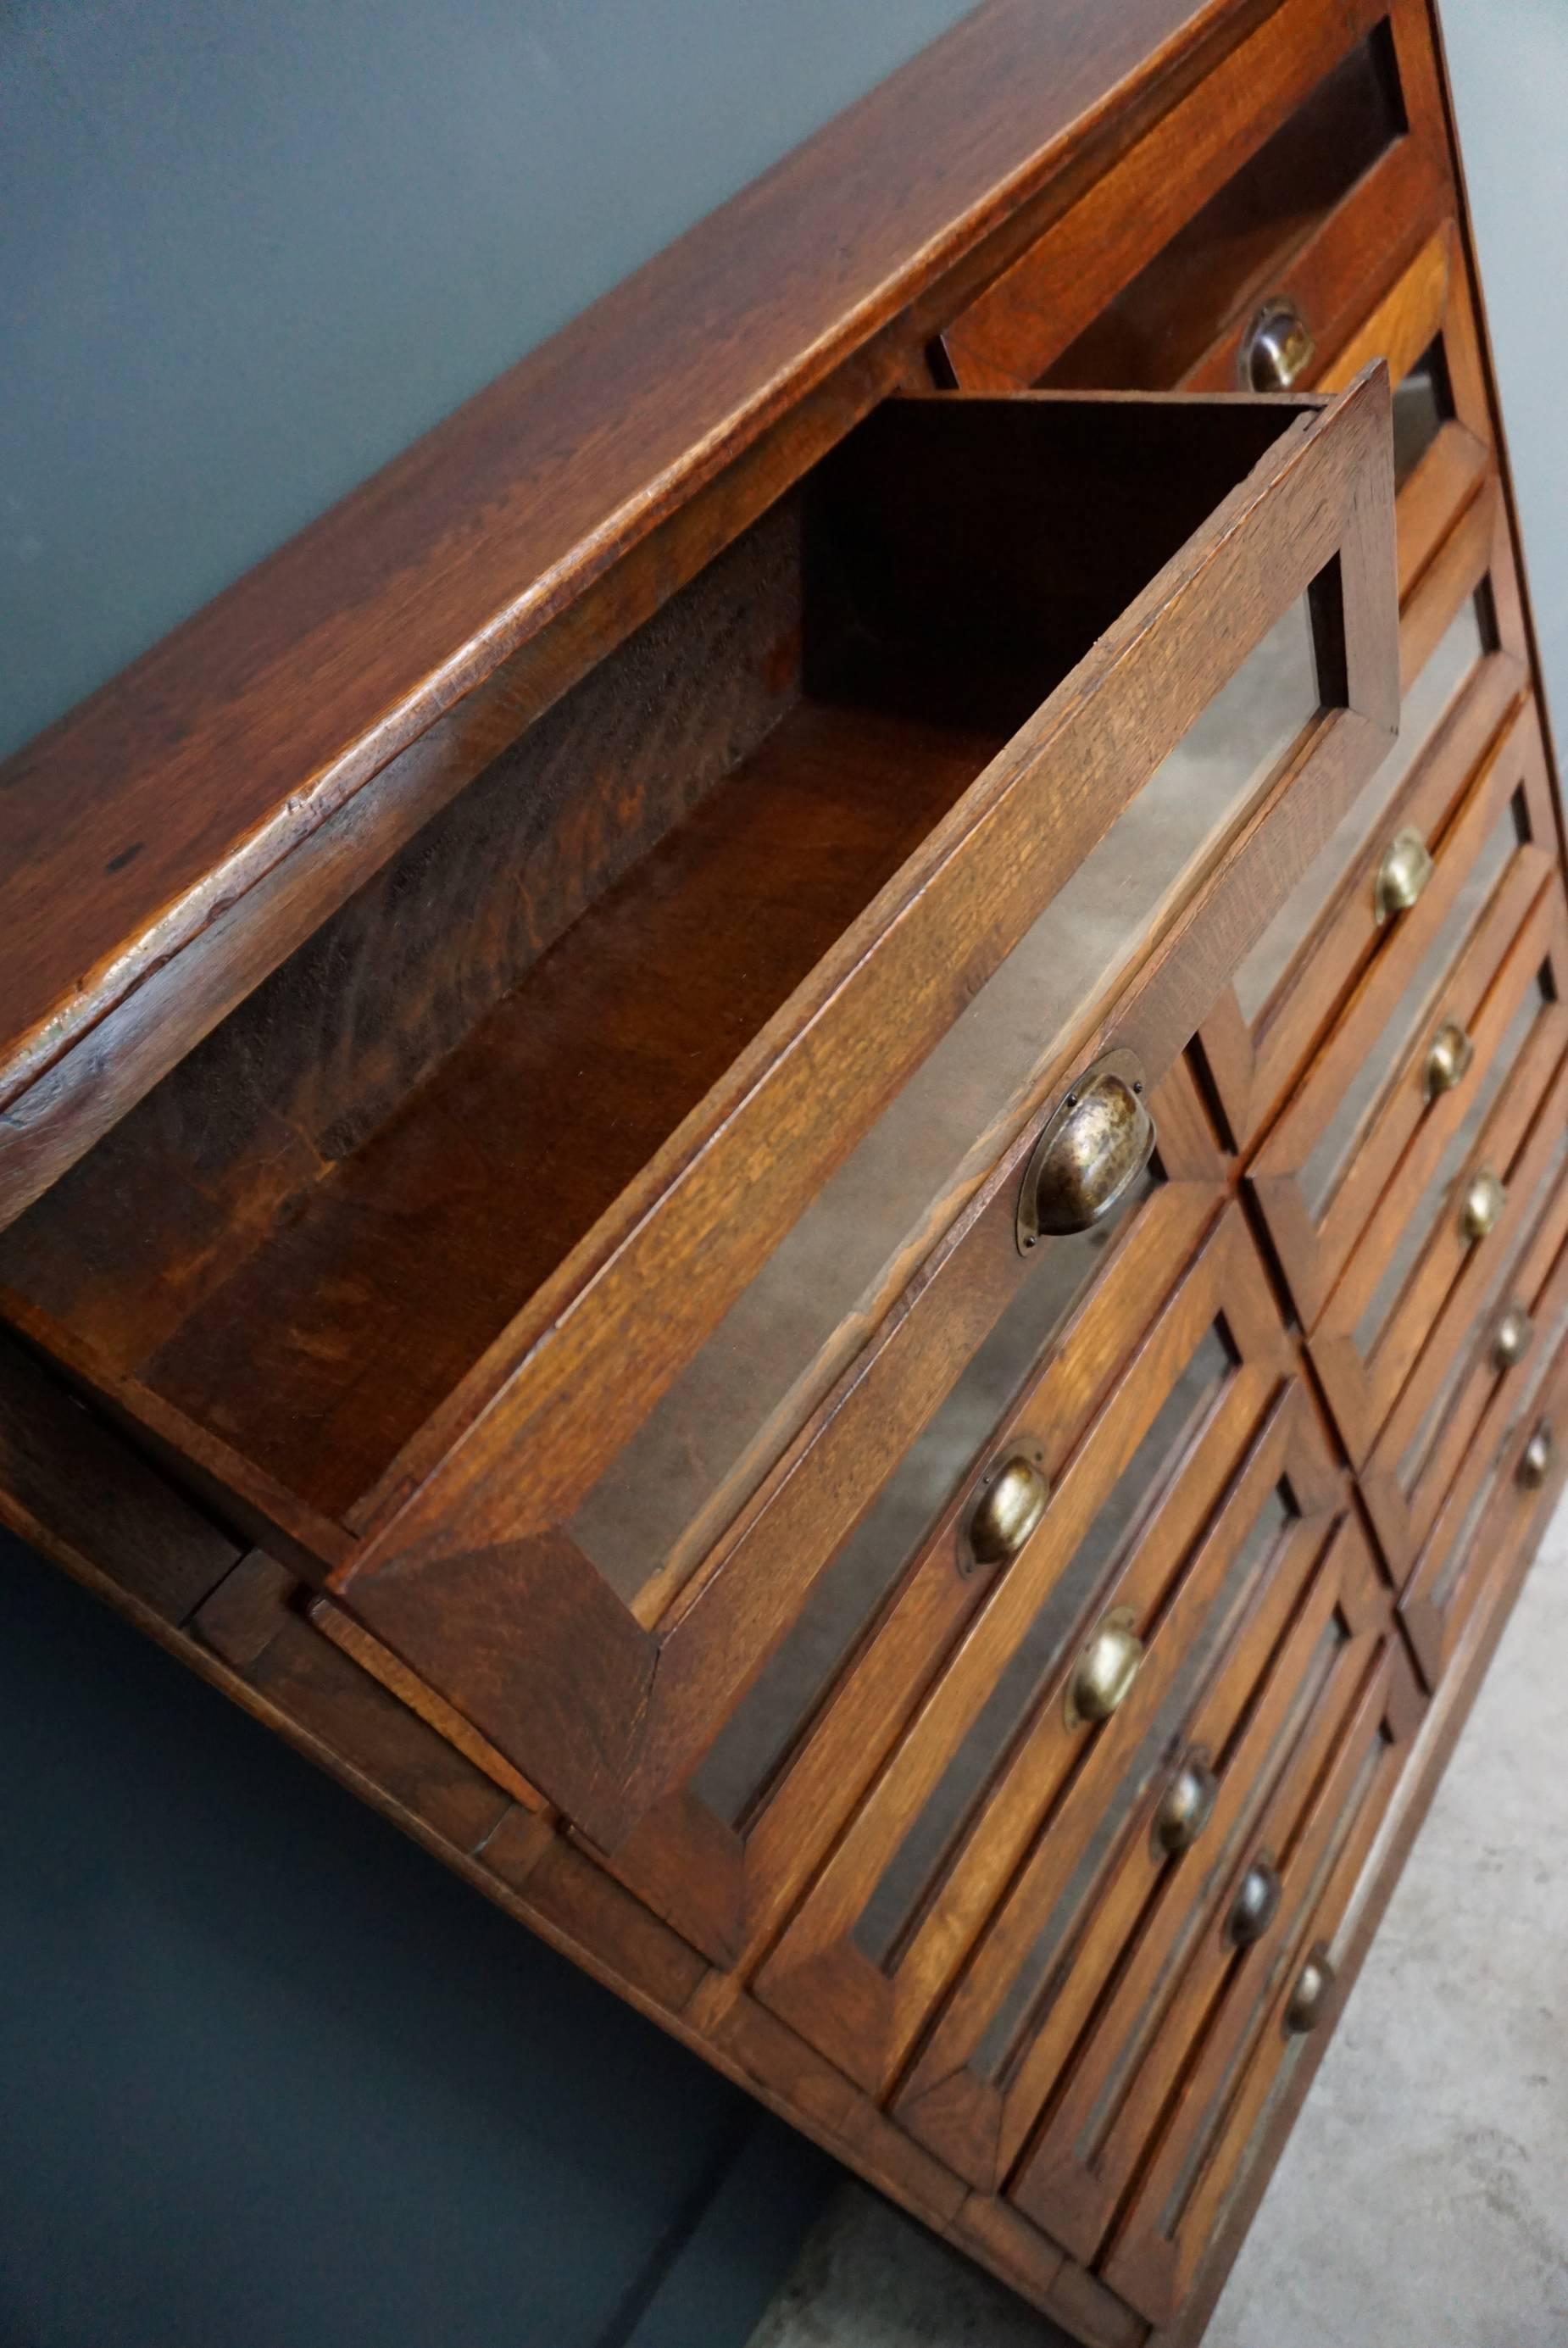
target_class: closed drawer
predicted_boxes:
[749,1209,1296,2089]
[938,0,1450,411]
[1388,1121,1568,1685]
[1248,698,1560,1337]
[1306,876,1568,1467]
[0,377,1397,1850]
[1004,1516,1415,2298]
[1202,531,1527,1150]
[886,1381,1348,2193]
[1087,1554,1420,2327]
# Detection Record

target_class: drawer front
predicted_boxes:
[1393,1133,1568,1686]
[1361,1040,1568,1596]
[887,1383,1346,2192]
[748,1210,1294,2090]
[1201,516,1529,1151]
[938,0,1451,406]
[1005,1516,1411,2283]
[1248,695,1559,1336]
[310,381,1398,1848]
[1307,879,1568,1466]
[1091,1577,1420,2326]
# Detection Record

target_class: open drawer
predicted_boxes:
[0,377,1397,1849]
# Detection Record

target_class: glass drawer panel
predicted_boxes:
[689,1168,1159,1827]
[851,1322,1235,1967]
[972,1484,1293,2081]
[1037,25,1405,394]
[1393,338,1450,488]
[1232,597,1487,1022]
[570,602,1318,1609]
[1300,795,1524,1216]
[1356,972,1550,1352]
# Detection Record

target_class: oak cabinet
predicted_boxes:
[0,6,1561,2342]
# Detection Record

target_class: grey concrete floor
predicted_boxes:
[748,1492,1568,2348]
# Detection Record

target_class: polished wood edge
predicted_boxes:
[0,0,1270,1160]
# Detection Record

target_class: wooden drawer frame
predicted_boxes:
[1308,882,1568,1461]
[1247,695,1559,1332]
[1200,526,1528,1153]
[1360,1047,1568,1598]
[937,0,1454,405]
[889,1381,1348,2191]
[750,1209,1293,2089]
[1394,1153,1568,1686]
[285,378,1399,1851]
[1094,1594,1420,2324]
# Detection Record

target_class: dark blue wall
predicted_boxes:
[1,0,977,763]
[0,1535,831,2348]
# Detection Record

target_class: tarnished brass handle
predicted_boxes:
[968,1454,1048,1565]
[1519,1423,1554,1490]
[1242,299,1316,392]
[1460,1166,1506,1241]
[1424,1020,1474,1101]
[1065,1608,1144,1730]
[1017,1049,1155,1250]
[1227,1856,1282,1948]
[1154,1751,1220,1856]
[1284,1943,1337,2035]
[1374,827,1435,923]
[1493,1306,1533,1372]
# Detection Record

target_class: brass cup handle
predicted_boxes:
[1424,1020,1474,1101]
[1242,298,1316,392]
[1017,1049,1156,1250]
[1065,1608,1145,1730]
[1154,1751,1220,1856]
[968,1454,1049,1566]
[1227,1856,1283,1948]
[1493,1306,1533,1372]
[1374,827,1435,923]
[1460,1166,1506,1242]
[1519,1423,1554,1490]
[1284,1942,1337,2035]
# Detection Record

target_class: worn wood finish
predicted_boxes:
[2,6,1564,2345]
